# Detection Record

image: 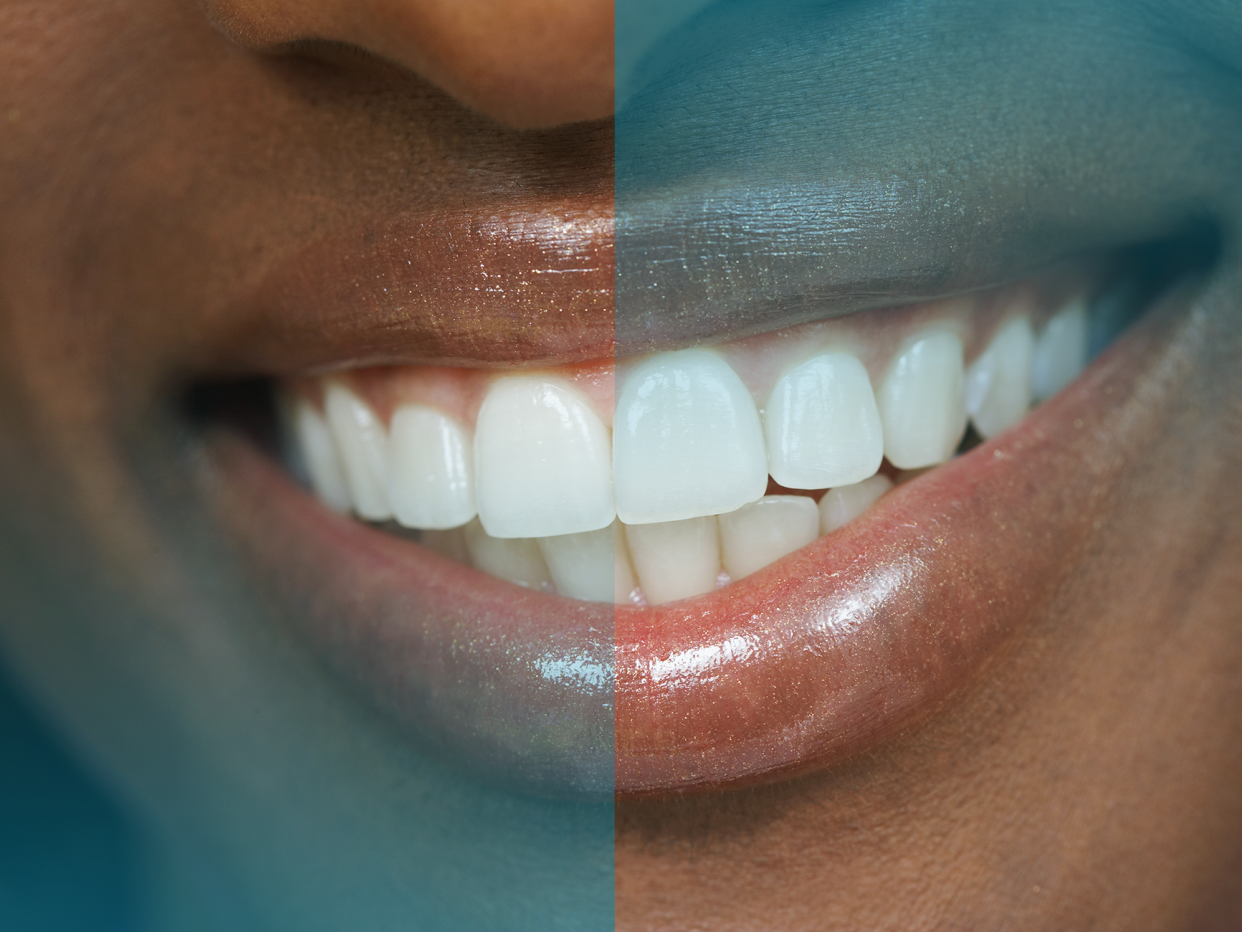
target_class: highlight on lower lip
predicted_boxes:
[198,241,1203,801]
[612,313,1155,796]
[210,432,617,799]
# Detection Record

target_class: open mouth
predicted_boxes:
[3,0,1239,925]
[195,225,1215,799]
[281,266,1103,604]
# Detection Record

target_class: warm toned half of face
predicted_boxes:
[0,1,1240,930]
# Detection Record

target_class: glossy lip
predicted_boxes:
[614,320,1139,796]
[191,199,615,377]
[205,259,1192,799]
[211,429,617,797]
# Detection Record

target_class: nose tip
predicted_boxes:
[198,0,615,130]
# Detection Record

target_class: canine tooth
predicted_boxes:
[624,516,721,605]
[965,317,1035,438]
[1032,299,1089,401]
[474,377,614,539]
[819,474,893,534]
[323,381,393,521]
[388,404,476,530]
[292,398,352,512]
[538,522,627,603]
[614,349,767,525]
[764,352,884,489]
[878,329,967,469]
[718,495,820,580]
[463,519,552,590]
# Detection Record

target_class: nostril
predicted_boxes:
[196,0,615,130]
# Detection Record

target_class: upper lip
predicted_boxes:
[613,182,1215,354]
[196,199,616,376]
[194,188,1172,380]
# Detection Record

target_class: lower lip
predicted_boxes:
[208,296,1173,799]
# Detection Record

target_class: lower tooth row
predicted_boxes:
[286,301,1089,604]
[416,477,893,606]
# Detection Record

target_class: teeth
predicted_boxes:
[819,474,894,534]
[718,495,820,580]
[877,329,967,470]
[965,317,1035,439]
[614,525,638,604]
[463,518,552,591]
[538,522,629,604]
[1032,299,1089,401]
[474,377,615,539]
[614,349,768,525]
[388,405,476,530]
[323,381,393,521]
[624,516,721,606]
[292,397,352,513]
[764,352,884,489]
[291,282,1101,603]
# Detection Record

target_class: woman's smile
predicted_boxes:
[188,0,1233,801]
[209,228,1212,798]
[1,0,1240,928]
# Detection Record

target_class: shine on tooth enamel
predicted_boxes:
[474,377,614,539]
[388,404,476,530]
[624,516,721,606]
[1032,298,1089,401]
[718,495,820,580]
[293,397,353,513]
[764,352,884,489]
[287,274,1108,603]
[878,329,968,469]
[965,317,1035,439]
[323,380,393,521]
[614,349,768,525]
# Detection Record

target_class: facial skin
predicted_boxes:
[0,2,1240,931]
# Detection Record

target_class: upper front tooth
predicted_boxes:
[474,377,614,539]
[764,351,884,489]
[323,381,393,521]
[292,397,353,513]
[965,317,1035,439]
[1032,298,1088,401]
[614,349,768,525]
[388,404,476,530]
[718,495,820,580]
[877,329,967,469]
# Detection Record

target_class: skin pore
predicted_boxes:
[0,2,1240,930]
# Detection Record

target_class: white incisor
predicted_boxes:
[293,291,1096,602]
